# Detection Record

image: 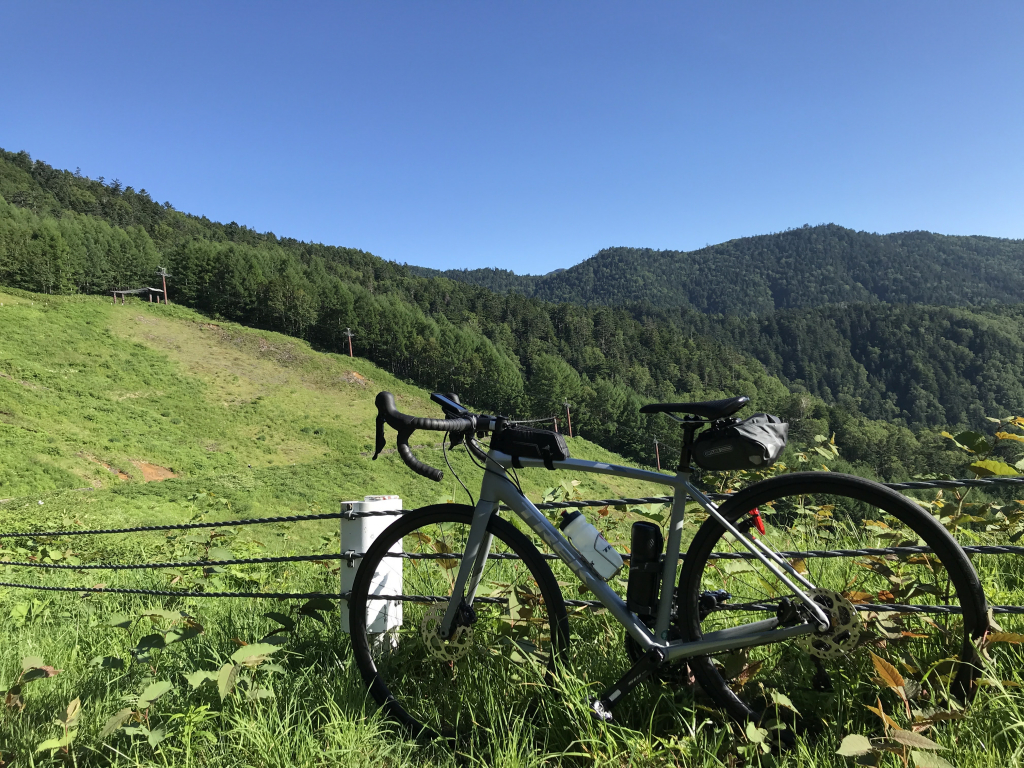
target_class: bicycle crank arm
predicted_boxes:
[590,647,667,722]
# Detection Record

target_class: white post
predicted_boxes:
[340,495,403,634]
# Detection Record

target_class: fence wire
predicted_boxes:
[2,475,1024,615]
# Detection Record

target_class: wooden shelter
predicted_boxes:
[112,287,165,304]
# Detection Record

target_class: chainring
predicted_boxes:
[625,626,693,687]
[796,588,861,660]
[421,602,474,662]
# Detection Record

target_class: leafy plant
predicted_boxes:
[1,656,60,712]
[101,679,175,749]
[35,697,81,756]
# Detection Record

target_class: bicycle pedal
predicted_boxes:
[588,697,614,723]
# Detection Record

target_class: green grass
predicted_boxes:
[1,289,1023,766]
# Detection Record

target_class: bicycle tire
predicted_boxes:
[677,472,988,731]
[349,504,570,738]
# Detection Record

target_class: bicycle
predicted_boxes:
[349,391,988,739]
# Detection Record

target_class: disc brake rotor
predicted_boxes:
[796,588,861,660]
[421,602,474,662]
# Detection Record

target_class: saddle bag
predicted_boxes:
[692,413,788,471]
[491,425,570,469]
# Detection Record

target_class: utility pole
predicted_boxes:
[563,401,573,438]
[155,267,172,305]
[553,416,559,433]
[653,437,661,471]
[343,327,355,358]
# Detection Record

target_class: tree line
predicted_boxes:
[0,148,982,479]
[416,224,1024,314]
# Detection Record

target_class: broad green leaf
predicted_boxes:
[836,734,873,756]
[147,727,168,748]
[231,643,280,665]
[165,625,204,645]
[20,656,44,672]
[136,680,173,709]
[770,691,800,714]
[90,655,125,670]
[912,752,955,768]
[264,612,295,630]
[36,730,76,752]
[106,614,132,630]
[57,697,82,726]
[133,633,166,653]
[141,609,182,623]
[207,547,234,561]
[99,708,134,738]
[218,663,239,701]
[890,729,942,750]
[744,720,767,744]
[722,560,757,574]
[954,431,991,454]
[184,670,219,688]
[970,460,1019,477]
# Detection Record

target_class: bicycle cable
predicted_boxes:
[466,436,524,495]
[442,431,475,507]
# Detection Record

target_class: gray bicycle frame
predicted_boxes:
[435,447,831,662]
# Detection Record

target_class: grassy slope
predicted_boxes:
[2,290,1023,767]
[0,289,666,520]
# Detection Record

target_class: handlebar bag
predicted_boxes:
[491,426,570,470]
[692,413,788,471]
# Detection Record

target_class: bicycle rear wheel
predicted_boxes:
[349,504,570,738]
[677,473,987,731]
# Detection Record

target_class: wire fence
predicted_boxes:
[2,476,1023,614]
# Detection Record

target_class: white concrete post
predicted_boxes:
[340,495,403,633]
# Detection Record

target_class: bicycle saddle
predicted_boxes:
[639,396,749,420]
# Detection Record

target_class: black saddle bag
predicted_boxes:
[692,413,788,471]
[491,425,570,469]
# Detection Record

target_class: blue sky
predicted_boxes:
[2,2,1022,273]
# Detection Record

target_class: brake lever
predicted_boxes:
[372,414,387,459]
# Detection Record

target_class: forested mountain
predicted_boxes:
[414,226,1024,314]
[0,147,1003,481]
[682,304,1024,428]
[0,148,792,467]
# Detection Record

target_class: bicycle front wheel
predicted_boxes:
[677,473,988,731]
[349,504,570,738]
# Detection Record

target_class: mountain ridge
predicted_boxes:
[411,225,1024,314]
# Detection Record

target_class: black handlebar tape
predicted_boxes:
[397,439,444,482]
[371,391,475,482]
[374,392,475,433]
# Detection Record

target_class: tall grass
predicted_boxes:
[2,290,1023,765]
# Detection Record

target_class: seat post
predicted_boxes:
[677,417,703,472]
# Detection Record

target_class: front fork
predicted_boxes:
[437,490,501,639]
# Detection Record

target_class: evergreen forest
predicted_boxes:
[3,146,1023,481]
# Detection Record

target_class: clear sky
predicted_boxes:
[2,2,1022,273]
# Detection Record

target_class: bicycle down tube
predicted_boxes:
[436,450,829,661]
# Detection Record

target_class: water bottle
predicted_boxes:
[559,511,624,581]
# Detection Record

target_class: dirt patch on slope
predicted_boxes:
[130,461,177,482]
[339,371,371,387]
[80,453,130,481]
